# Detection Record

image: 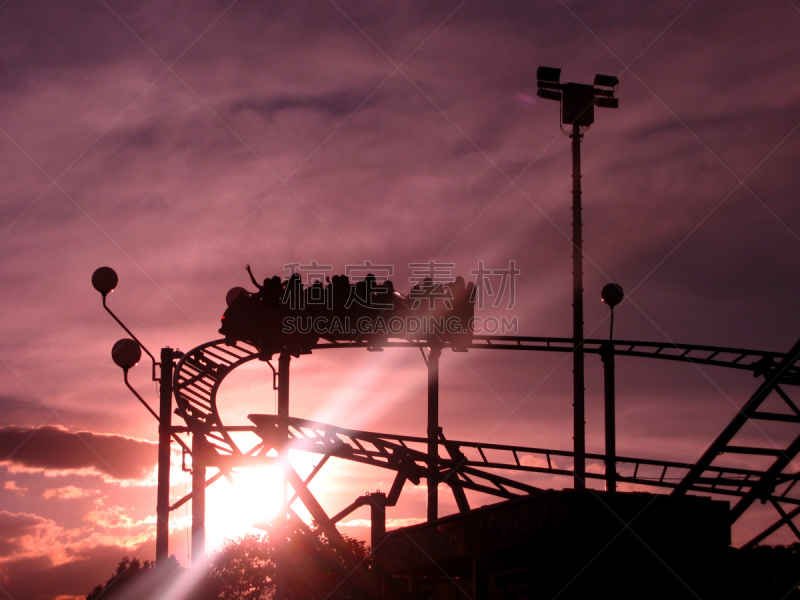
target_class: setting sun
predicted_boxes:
[204,465,284,550]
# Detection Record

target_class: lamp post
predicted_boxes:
[93,267,183,566]
[601,283,624,493]
[537,67,618,490]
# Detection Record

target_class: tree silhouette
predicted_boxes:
[86,555,183,600]
[736,543,800,599]
[204,521,370,600]
[85,521,370,600]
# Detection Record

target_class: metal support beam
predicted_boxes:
[427,346,442,522]
[772,500,800,542]
[191,434,206,566]
[601,341,616,492]
[156,348,173,565]
[730,432,800,522]
[370,492,387,548]
[440,432,471,512]
[370,492,387,600]
[277,351,291,513]
[275,351,291,600]
[277,351,291,443]
[742,503,800,549]
[571,126,586,491]
[473,558,488,600]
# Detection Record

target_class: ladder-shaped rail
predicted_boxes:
[173,339,265,462]
[247,416,800,513]
[673,337,800,545]
[249,415,543,506]
[313,335,797,381]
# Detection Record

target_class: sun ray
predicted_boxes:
[203,465,283,550]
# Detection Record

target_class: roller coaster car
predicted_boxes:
[373,283,475,349]
[219,292,319,357]
[220,279,476,353]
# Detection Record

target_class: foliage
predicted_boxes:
[736,542,800,599]
[203,534,274,600]
[86,555,184,600]
[203,521,370,600]
[85,521,370,600]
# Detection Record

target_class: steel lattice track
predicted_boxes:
[172,335,800,544]
[173,335,796,457]
[240,416,800,507]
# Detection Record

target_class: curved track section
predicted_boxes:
[173,339,263,459]
[174,335,795,459]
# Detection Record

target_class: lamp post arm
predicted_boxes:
[103,295,158,380]
[122,370,191,451]
[123,370,160,421]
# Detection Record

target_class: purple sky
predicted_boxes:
[2,1,800,598]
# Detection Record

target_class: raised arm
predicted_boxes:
[245,264,262,290]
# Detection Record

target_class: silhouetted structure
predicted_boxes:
[219,270,476,356]
[96,250,800,600]
[85,526,369,600]
[376,491,733,599]
[537,65,619,491]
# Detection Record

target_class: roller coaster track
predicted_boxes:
[243,416,800,509]
[172,335,800,545]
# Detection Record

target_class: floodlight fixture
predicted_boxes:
[536,88,561,101]
[594,74,619,89]
[537,66,561,84]
[537,67,619,129]
[595,97,619,109]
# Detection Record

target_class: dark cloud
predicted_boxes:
[0,3,136,93]
[230,89,379,121]
[0,426,155,480]
[0,511,50,557]
[0,542,140,600]
[0,395,106,430]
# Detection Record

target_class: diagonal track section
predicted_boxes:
[242,416,800,510]
[673,337,800,541]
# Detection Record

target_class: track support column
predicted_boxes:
[601,341,616,492]
[275,351,291,600]
[370,492,387,599]
[156,347,173,565]
[191,433,206,565]
[427,345,441,523]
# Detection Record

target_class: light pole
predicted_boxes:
[93,267,186,566]
[601,283,624,493]
[537,67,618,490]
